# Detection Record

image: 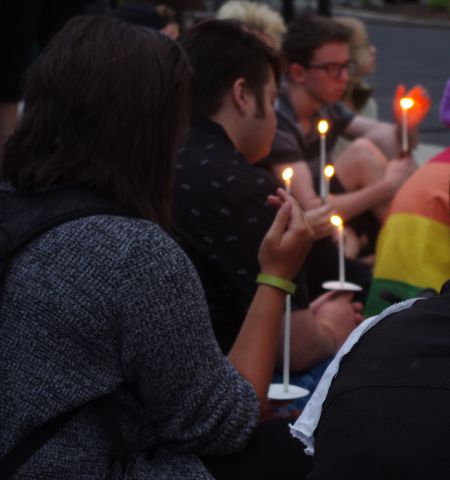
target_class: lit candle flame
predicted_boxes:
[400,97,414,111]
[330,214,343,228]
[324,164,335,179]
[318,120,329,135]
[282,167,294,183]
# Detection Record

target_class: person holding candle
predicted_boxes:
[364,78,450,317]
[215,8,373,295]
[266,12,430,257]
[0,16,318,479]
[172,19,364,412]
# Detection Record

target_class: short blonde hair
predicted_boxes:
[334,16,371,76]
[217,1,286,50]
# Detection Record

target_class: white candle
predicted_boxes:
[281,166,294,392]
[324,164,335,198]
[331,215,345,285]
[282,167,293,194]
[283,295,291,392]
[400,97,414,154]
[318,120,329,198]
[338,225,345,285]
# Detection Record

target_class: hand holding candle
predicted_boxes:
[399,97,414,154]
[393,84,431,153]
[317,120,329,199]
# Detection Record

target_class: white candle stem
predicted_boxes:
[320,135,326,198]
[338,226,345,285]
[283,295,291,392]
[402,109,408,153]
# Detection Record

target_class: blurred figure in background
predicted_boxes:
[364,78,450,317]
[113,1,180,39]
[335,16,377,119]
[216,0,286,51]
[156,3,180,39]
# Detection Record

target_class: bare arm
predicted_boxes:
[228,191,314,410]
[343,115,402,159]
[282,293,364,372]
[272,158,414,222]
[344,83,431,159]
[280,307,336,372]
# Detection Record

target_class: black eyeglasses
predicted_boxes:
[306,61,356,79]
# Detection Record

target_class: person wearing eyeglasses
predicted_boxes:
[265,12,430,261]
[334,16,377,119]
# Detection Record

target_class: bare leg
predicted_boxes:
[333,137,390,221]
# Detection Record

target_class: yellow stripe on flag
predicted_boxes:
[374,213,450,292]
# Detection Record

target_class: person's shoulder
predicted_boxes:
[176,125,240,178]
[53,214,184,268]
[176,131,278,201]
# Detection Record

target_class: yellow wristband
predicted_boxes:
[256,273,297,295]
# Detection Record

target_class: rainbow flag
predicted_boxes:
[365,149,450,317]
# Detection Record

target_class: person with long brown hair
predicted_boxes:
[0,15,313,479]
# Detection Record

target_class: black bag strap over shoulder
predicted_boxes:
[0,186,131,477]
[0,186,130,272]
[0,405,84,478]
[0,397,128,478]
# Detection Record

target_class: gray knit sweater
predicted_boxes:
[0,214,259,478]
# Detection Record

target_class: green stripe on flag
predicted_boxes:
[364,278,424,318]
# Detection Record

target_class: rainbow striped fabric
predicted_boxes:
[365,148,450,317]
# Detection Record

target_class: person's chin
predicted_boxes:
[252,147,271,164]
[328,91,345,103]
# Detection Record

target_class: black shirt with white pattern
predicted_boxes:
[172,115,309,354]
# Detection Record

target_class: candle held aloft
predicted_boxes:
[324,164,335,198]
[281,166,294,392]
[330,214,345,285]
[283,294,291,392]
[282,167,294,194]
[317,120,329,198]
[318,120,329,135]
[399,97,414,154]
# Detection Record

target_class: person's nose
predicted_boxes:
[339,67,350,82]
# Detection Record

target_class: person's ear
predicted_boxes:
[231,78,251,114]
[288,63,307,85]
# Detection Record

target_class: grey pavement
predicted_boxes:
[335,5,449,165]
[334,4,450,29]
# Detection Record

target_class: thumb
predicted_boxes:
[395,84,406,101]
[266,202,292,243]
[335,291,355,302]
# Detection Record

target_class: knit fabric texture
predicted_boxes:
[0,213,259,479]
